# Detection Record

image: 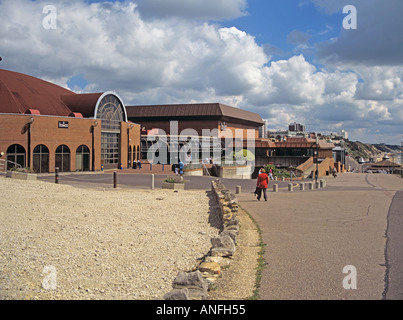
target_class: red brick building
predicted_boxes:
[0,69,141,173]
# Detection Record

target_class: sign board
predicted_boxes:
[58,121,69,129]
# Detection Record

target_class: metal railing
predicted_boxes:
[0,159,23,173]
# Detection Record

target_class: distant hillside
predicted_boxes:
[344,141,401,162]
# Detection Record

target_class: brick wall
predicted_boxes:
[0,114,140,173]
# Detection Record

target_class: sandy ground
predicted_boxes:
[0,176,220,300]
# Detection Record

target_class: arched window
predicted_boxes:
[76,145,90,171]
[55,145,70,172]
[33,144,49,173]
[6,144,26,170]
[96,94,126,168]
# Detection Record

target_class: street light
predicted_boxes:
[401,142,403,179]
[316,134,319,182]
[91,121,98,172]
[27,117,34,168]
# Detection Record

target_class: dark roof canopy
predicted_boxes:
[370,159,401,168]
[126,103,264,127]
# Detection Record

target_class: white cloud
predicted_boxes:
[135,0,248,21]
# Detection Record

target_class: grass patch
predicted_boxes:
[239,205,267,300]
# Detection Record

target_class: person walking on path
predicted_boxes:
[268,167,274,180]
[332,167,338,178]
[256,168,269,201]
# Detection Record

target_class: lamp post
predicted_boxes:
[316,134,319,182]
[27,117,34,168]
[91,121,98,172]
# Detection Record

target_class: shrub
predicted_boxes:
[163,176,184,184]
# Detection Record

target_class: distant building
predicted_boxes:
[339,130,348,140]
[259,120,268,138]
[328,130,349,141]
[289,122,306,132]
[268,122,308,140]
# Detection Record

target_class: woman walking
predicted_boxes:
[256,168,269,201]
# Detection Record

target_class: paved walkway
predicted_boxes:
[237,173,403,300]
[36,170,296,193]
[35,170,403,300]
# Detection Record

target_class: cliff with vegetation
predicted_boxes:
[344,141,401,162]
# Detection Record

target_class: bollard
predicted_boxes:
[320,179,326,188]
[162,164,165,172]
[236,185,241,195]
[113,171,117,189]
[274,176,278,181]
[151,174,155,190]
[282,177,285,181]
[300,183,305,191]
[273,184,278,193]
[288,183,293,192]
[150,163,152,171]
[315,181,320,189]
[308,182,313,190]
[55,167,59,184]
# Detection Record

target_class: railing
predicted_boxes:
[202,163,211,176]
[0,159,23,173]
[184,163,202,170]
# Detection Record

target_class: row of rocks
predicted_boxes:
[163,179,240,300]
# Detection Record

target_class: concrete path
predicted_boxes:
[35,170,403,300]
[237,173,403,300]
[36,170,295,193]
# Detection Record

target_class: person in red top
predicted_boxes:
[256,168,269,201]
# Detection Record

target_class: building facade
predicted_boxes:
[0,69,141,173]
[126,103,264,165]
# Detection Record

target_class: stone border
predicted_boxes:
[163,179,240,300]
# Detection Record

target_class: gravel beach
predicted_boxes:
[0,176,220,300]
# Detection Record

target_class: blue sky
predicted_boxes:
[1,0,402,145]
[221,0,342,59]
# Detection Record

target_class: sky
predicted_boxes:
[1,0,402,145]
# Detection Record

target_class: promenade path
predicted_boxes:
[35,170,403,300]
[237,173,403,300]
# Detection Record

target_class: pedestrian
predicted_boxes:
[332,167,337,178]
[256,168,269,201]
[138,160,142,170]
[268,167,274,180]
[179,160,184,176]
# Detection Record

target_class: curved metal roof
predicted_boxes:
[0,69,126,120]
[0,69,74,116]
